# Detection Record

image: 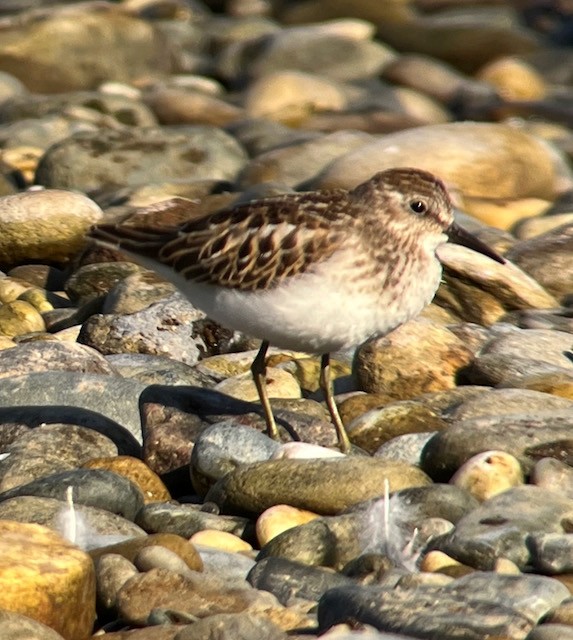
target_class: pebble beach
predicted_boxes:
[0,1,573,639]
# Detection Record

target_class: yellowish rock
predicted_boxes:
[419,549,461,573]
[495,558,521,574]
[0,520,96,640]
[314,122,572,201]
[0,300,46,337]
[245,70,346,123]
[289,356,350,393]
[83,455,171,504]
[462,196,551,230]
[190,529,253,553]
[355,318,472,400]
[0,336,16,350]
[256,504,320,546]
[476,57,547,101]
[214,367,301,402]
[450,450,524,501]
[18,287,55,313]
[0,276,32,303]
[1,146,44,184]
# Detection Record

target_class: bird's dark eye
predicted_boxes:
[409,200,427,215]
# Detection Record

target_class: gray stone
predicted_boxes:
[0,468,145,521]
[35,125,247,191]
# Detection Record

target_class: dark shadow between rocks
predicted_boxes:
[0,405,141,457]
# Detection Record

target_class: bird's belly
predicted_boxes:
[149,249,443,355]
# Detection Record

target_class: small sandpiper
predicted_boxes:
[88,167,505,453]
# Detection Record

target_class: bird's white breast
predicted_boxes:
[153,244,444,354]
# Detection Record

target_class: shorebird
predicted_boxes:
[88,167,505,453]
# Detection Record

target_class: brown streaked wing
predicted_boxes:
[158,190,352,291]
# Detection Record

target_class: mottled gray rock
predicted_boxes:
[318,572,569,639]
[206,457,431,515]
[529,533,573,574]
[35,126,247,191]
[0,423,118,492]
[0,372,146,450]
[435,485,573,569]
[0,468,145,521]
[0,341,116,379]
[79,293,233,365]
[0,495,145,546]
[422,410,573,480]
[248,556,354,605]
[191,421,281,496]
[136,502,250,539]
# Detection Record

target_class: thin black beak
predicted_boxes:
[447,222,506,264]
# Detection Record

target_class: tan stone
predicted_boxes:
[450,451,524,501]
[83,456,171,504]
[214,367,301,402]
[355,318,472,399]
[477,57,547,101]
[1,146,43,184]
[0,520,95,640]
[313,122,572,200]
[256,504,319,546]
[190,530,253,553]
[0,276,33,303]
[245,70,346,123]
[462,196,551,230]
[0,189,103,265]
[89,533,203,573]
[419,549,461,573]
